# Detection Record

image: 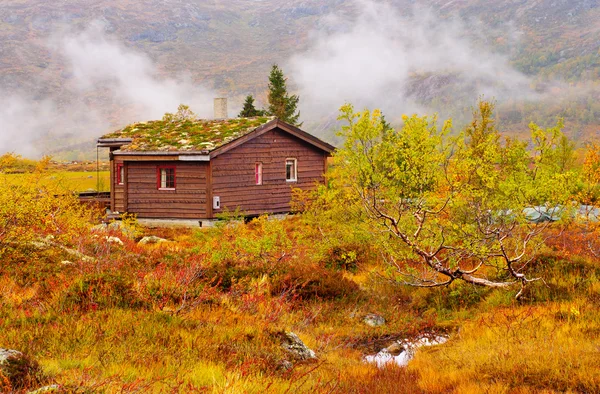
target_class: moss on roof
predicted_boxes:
[101,116,275,152]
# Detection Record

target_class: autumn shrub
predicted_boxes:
[61,273,147,312]
[0,173,93,263]
[138,262,220,311]
[0,152,43,174]
[271,263,361,301]
[321,242,366,273]
[519,251,600,302]
[409,282,490,316]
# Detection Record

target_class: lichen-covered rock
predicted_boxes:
[138,236,168,245]
[276,360,294,371]
[28,384,61,393]
[385,342,405,356]
[279,332,317,361]
[363,313,385,327]
[93,221,137,239]
[0,348,44,391]
[104,236,124,246]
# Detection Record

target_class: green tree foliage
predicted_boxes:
[267,65,301,126]
[327,101,579,297]
[238,95,264,117]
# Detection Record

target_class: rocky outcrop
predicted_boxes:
[363,313,385,327]
[28,384,61,393]
[138,236,168,245]
[28,236,96,263]
[279,332,317,361]
[0,348,44,391]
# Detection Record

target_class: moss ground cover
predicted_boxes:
[102,116,274,152]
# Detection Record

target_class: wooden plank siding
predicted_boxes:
[125,161,208,219]
[113,158,125,212]
[211,128,326,217]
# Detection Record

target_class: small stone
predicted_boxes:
[104,236,124,245]
[28,384,61,393]
[363,313,385,327]
[277,360,293,371]
[385,342,404,356]
[0,348,23,364]
[0,348,44,390]
[138,236,168,245]
[279,332,317,361]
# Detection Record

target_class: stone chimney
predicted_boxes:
[214,98,228,119]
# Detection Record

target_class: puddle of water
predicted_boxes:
[364,335,448,368]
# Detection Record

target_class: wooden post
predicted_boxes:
[110,155,115,212]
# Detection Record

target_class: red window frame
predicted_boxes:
[255,162,263,185]
[116,164,124,185]
[157,166,176,189]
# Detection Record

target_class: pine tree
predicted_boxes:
[238,95,264,118]
[267,65,301,126]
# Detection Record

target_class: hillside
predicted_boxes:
[1,0,599,157]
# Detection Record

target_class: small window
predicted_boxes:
[255,162,263,185]
[285,159,297,182]
[157,166,176,189]
[116,164,124,185]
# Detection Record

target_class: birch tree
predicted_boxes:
[332,101,578,298]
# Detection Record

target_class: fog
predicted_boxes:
[288,1,537,128]
[58,24,216,120]
[0,23,216,157]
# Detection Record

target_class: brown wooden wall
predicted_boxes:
[211,128,327,217]
[111,159,208,219]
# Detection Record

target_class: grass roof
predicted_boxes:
[101,116,275,152]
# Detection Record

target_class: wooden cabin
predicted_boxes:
[97,116,334,220]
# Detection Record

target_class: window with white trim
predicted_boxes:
[255,162,263,185]
[285,158,297,182]
[157,166,176,189]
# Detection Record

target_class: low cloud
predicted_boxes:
[288,0,537,125]
[58,23,216,120]
[0,23,216,157]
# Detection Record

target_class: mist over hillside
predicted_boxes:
[0,0,599,158]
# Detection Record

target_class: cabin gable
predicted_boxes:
[210,127,327,217]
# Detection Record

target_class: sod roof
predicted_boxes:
[100,116,276,152]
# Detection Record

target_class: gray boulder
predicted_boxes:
[93,221,137,239]
[279,332,317,361]
[363,313,385,327]
[0,348,22,364]
[138,236,168,245]
[28,385,61,393]
[0,348,44,390]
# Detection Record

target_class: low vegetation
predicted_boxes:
[1,103,599,393]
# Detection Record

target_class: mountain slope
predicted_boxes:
[1,0,599,157]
